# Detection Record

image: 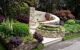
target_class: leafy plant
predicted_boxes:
[65,19,76,24]
[16,14,29,24]
[64,19,80,33]
[7,36,22,50]
[0,18,29,38]
[32,43,44,50]
[23,0,36,7]
[6,2,29,18]
[15,2,29,24]
[0,19,13,38]
[13,22,29,37]
[0,0,30,19]
[0,0,30,50]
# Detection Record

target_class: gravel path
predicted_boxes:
[43,38,80,50]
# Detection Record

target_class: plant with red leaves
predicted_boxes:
[16,14,29,24]
[33,32,43,43]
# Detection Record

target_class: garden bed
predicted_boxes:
[63,19,80,40]
[12,41,44,50]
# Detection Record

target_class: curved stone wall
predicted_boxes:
[30,7,60,34]
[40,14,60,25]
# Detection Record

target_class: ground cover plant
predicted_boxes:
[64,19,80,33]
[63,19,80,40]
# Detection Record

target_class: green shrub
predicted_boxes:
[13,22,29,37]
[7,2,29,18]
[0,25,12,38]
[64,20,80,33]
[0,19,13,38]
[0,19,29,38]
[65,19,76,24]
[23,0,36,7]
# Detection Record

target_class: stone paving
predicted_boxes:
[43,38,80,50]
[59,42,80,50]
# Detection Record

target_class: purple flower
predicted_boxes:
[16,15,29,24]
[0,16,5,21]
[10,36,22,46]
[33,32,43,43]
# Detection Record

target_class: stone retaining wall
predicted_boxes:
[36,28,65,38]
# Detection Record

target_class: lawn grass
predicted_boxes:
[64,33,80,40]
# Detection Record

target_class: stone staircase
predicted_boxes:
[29,7,63,46]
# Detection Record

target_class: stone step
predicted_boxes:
[42,37,62,46]
[30,29,62,46]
